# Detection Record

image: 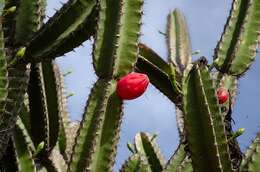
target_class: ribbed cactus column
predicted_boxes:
[0,0,31,158]
[166,9,192,142]
[68,0,143,171]
[182,59,233,172]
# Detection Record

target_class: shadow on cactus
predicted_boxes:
[0,0,260,172]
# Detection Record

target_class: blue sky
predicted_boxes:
[47,0,260,171]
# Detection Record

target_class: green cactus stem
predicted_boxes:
[0,21,9,157]
[138,43,171,73]
[135,56,182,109]
[24,0,97,62]
[167,9,192,73]
[12,117,36,172]
[214,0,260,76]
[182,60,233,172]
[68,79,120,172]
[164,144,187,172]
[120,154,141,172]
[134,132,166,172]
[240,133,260,171]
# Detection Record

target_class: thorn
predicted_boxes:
[192,50,200,55]
[158,30,167,36]
[127,142,136,154]
[150,133,158,141]
[63,70,72,77]
[66,92,74,99]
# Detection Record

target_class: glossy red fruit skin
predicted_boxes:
[217,87,229,104]
[116,73,149,100]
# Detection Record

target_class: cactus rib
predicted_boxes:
[167,9,192,73]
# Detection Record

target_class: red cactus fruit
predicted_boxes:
[116,72,149,100]
[217,87,229,104]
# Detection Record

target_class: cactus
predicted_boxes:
[0,0,260,172]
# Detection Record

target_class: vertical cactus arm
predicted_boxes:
[228,0,260,75]
[0,64,30,159]
[0,22,10,157]
[68,79,112,172]
[69,79,124,172]
[92,0,122,78]
[25,0,97,62]
[54,64,71,159]
[183,62,233,172]
[135,56,182,109]
[41,60,62,151]
[166,9,192,72]
[164,144,186,172]
[214,0,260,76]
[88,85,123,172]
[15,0,46,44]
[28,63,49,149]
[213,0,249,73]
[15,117,36,152]
[12,117,36,172]
[240,133,260,171]
[119,154,141,172]
[134,132,166,172]
[112,0,143,78]
[138,43,170,73]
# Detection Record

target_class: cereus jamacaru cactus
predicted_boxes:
[0,0,260,172]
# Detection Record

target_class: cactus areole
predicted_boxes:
[116,73,149,100]
[217,87,229,104]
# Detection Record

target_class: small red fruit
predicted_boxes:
[116,72,149,100]
[217,87,229,104]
